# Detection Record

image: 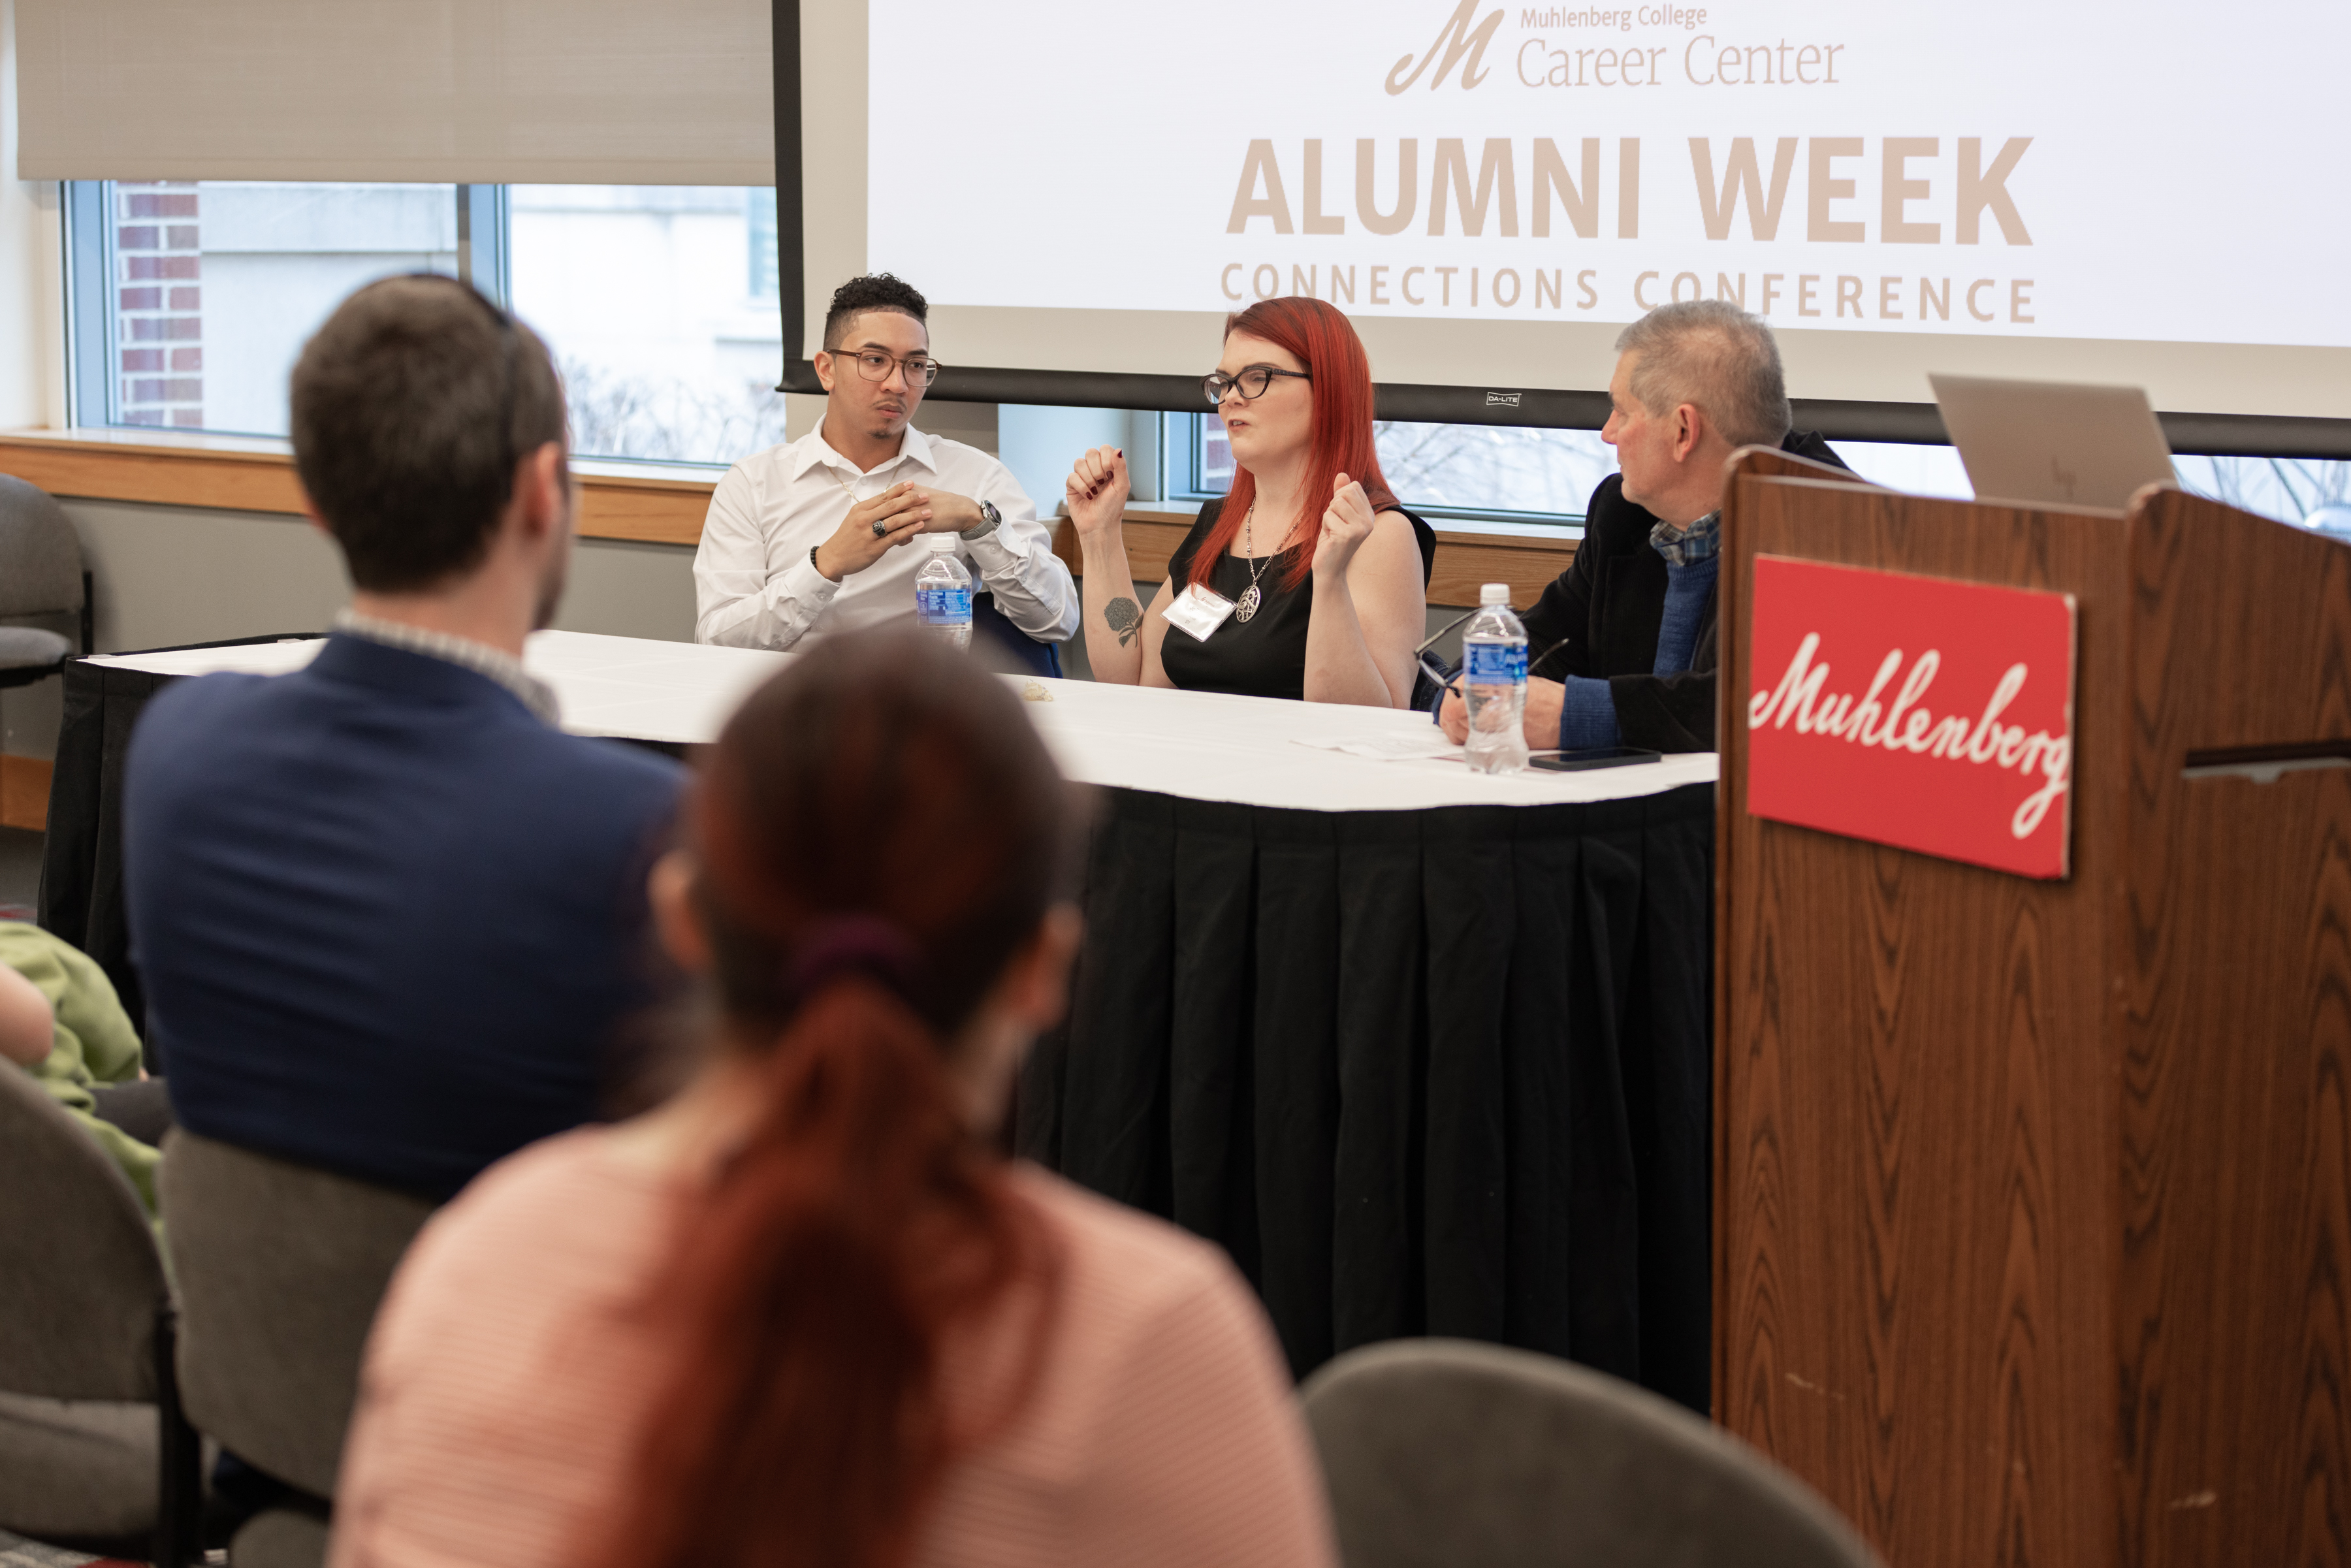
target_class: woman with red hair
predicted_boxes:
[328,631,1335,1568]
[1068,297,1430,705]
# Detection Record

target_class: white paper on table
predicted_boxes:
[1293,731,1465,762]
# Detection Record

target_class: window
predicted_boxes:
[1831,442,2351,533]
[70,180,458,437]
[1824,441,1972,500]
[1169,411,1606,529]
[2172,456,2351,534]
[506,185,786,466]
[747,189,780,302]
[1373,423,1616,525]
[67,180,787,467]
[1170,409,2351,536]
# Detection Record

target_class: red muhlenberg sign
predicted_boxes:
[1745,554,2079,880]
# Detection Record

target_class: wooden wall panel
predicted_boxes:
[0,436,308,515]
[0,433,716,546]
[1424,532,1578,606]
[569,466,719,546]
[1049,512,1195,586]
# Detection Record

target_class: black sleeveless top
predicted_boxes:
[1159,499,1317,702]
[1159,498,1438,703]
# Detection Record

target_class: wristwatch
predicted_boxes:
[959,499,1003,542]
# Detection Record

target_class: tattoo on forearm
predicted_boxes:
[1104,596,1142,647]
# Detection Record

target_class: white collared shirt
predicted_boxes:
[692,424,1079,651]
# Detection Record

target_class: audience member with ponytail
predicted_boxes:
[328,630,1335,1568]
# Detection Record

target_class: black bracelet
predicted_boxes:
[808,544,826,581]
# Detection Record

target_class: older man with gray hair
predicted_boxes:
[1440,298,1847,753]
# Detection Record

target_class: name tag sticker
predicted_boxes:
[1162,583,1236,643]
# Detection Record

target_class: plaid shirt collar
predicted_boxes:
[1648,509,1721,569]
[331,610,560,726]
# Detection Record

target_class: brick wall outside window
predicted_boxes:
[114,183,202,428]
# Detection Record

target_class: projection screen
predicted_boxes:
[782,0,2351,449]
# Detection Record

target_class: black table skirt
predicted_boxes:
[42,641,1715,1410]
[1016,781,1714,1411]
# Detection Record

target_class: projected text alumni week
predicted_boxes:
[1221,136,2036,324]
[1226,137,2034,248]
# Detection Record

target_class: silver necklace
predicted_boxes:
[832,469,888,537]
[1236,504,1270,623]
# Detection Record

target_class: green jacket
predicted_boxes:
[1,921,159,1213]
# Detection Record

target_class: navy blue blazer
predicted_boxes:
[124,634,684,1199]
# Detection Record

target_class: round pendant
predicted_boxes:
[1235,584,1262,623]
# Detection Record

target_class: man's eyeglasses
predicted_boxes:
[1413,608,1575,705]
[1203,366,1311,407]
[830,349,941,388]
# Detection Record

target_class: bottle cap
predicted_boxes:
[927,532,957,551]
[1480,583,1510,605]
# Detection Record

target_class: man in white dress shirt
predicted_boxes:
[693,274,1080,651]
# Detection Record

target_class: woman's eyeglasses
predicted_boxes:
[832,349,942,388]
[1202,366,1311,407]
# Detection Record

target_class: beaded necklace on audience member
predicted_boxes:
[1237,505,1270,623]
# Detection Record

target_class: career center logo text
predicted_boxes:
[1390,0,1846,94]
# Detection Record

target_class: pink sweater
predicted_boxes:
[330,1130,1338,1568]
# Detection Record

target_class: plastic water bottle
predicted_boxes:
[914,536,973,652]
[1462,583,1529,775]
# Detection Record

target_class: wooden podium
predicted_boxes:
[1714,448,2351,1567]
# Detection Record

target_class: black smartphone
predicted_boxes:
[1530,746,1664,772]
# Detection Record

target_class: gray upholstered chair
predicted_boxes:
[1300,1339,1880,1568]
[159,1129,435,1568]
[0,1065,203,1566]
[0,474,89,690]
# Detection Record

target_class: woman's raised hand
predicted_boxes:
[1312,473,1378,581]
[1065,446,1130,541]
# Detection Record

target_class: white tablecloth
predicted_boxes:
[87,629,1716,813]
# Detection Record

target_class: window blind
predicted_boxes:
[14,0,771,184]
